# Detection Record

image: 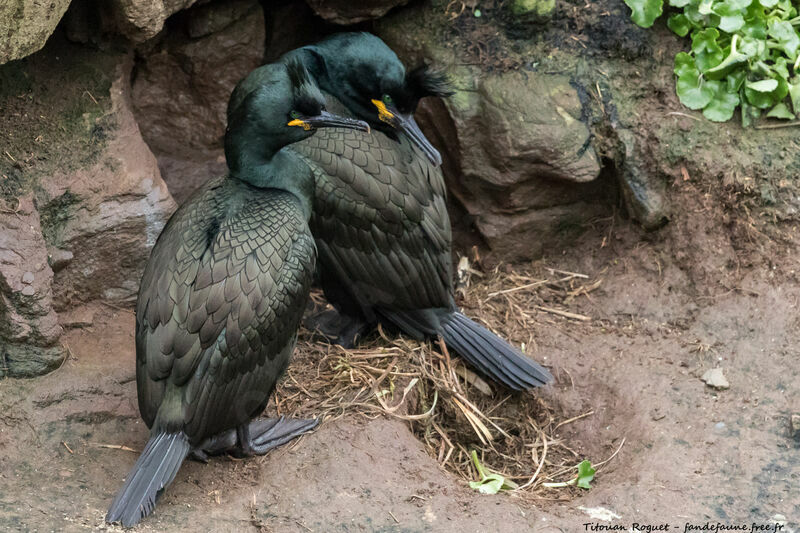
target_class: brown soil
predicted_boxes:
[1,178,798,531]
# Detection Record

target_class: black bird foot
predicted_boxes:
[191,417,319,460]
[304,309,370,349]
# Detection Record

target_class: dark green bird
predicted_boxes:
[275,33,554,391]
[105,60,369,527]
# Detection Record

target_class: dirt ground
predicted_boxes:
[1,178,798,532]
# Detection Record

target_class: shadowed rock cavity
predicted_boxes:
[130,0,265,204]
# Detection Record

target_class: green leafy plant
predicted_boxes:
[468,450,519,494]
[541,459,596,489]
[623,0,800,124]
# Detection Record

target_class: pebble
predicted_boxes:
[701,368,730,390]
[21,271,34,284]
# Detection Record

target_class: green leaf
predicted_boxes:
[745,80,780,108]
[719,14,745,32]
[740,95,760,126]
[702,81,740,121]
[698,0,715,14]
[713,2,747,32]
[726,69,747,91]
[469,451,518,494]
[789,78,800,114]
[739,35,766,59]
[576,460,596,490]
[470,475,504,494]
[692,28,725,71]
[674,52,698,77]
[766,102,795,118]
[722,0,754,9]
[668,13,692,36]
[768,20,800,59]
[677,63,715,109]
[669,0,692,6]
[772,56,790,80]
[624,0,663,27]
[759,0,778,6]
[747,78,779,91]
[741,6,768,39]
[706,36,751,79]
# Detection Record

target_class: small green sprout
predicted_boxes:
[542,459,596,489]
[468,450,519,494]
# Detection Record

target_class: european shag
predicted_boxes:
[276,33,554,391]
[105,60,369,527]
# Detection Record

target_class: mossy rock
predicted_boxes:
[509,0,555,23]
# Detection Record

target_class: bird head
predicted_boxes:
[296,33,454,166]
[225,60,370,170]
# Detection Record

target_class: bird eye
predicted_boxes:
[290,110,301,119]
[382,94,393,104]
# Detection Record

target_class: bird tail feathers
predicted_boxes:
[105,431,190,527]
[439,312,553,391]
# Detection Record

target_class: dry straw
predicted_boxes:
[275,260,612,498]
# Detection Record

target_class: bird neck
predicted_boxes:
[228,149,314,220]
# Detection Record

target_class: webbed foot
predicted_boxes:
[304,309,370,348]
[192,417,319,459]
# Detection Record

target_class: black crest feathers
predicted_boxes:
[406,65,454,99]
[286,59,325,113]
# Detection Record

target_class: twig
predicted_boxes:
[93,443,138,453]
[295,520,313,532]
[666,111,702,121]
[388,511,399,524]
[517,428,547,490]
[486,279,548,299]
[83,90,99,105]
[554,410,595,431]
[536,306,591,322]
[545,267,588,279]
[594,437,626,471]
[62,441,74,454]
[754,121,800,129]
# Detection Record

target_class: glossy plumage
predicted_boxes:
[283,34,554,390]
[295,122,452,315]
[106,61,368,527]
[135,176,316,440]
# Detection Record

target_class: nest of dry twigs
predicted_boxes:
[274,257,613,499]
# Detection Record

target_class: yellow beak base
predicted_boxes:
[288,119,312,131]
[371,99,395,124]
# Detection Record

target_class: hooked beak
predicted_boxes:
[371,99,442,166]
[288,110,370,133]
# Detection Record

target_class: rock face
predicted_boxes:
[303,0,410,25]
[0,0,72,64]
[377,12,604,260]
[440,70,604,259]
[0,196,64,377]
[131,0,264,203]
[41,59,176,309]
[110,0,199,42]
